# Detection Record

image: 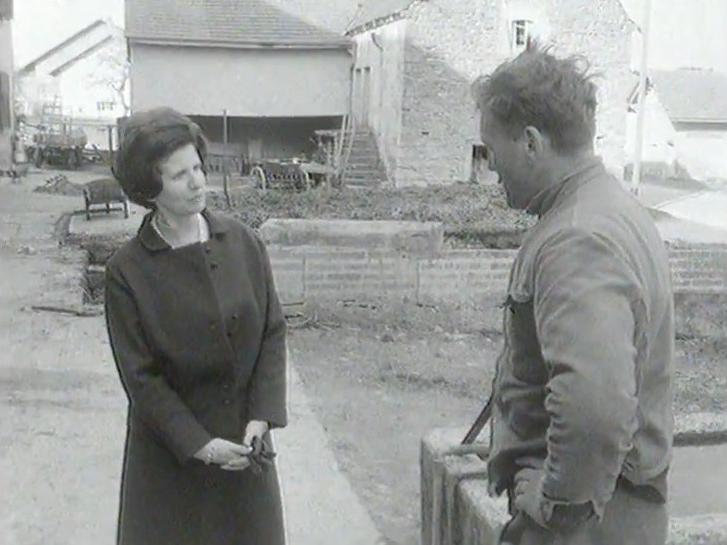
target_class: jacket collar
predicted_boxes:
[138,208,229,252]
[525,156,606,218]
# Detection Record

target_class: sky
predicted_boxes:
[10,0,727,73]
[619,0,727,73]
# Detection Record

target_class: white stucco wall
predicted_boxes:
[677,130,727,181]
[56,51,127,121]
[625,89,677,166]
[16,30,129,128]
[351,19,407,177]
[626,89,727,181]
[129,44,352,117]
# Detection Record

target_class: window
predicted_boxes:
[97,100,116,112]
[511,19,533,55]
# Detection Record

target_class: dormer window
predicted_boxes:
[511,19,533,55]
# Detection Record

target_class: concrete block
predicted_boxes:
[268,250,305,304]
[422,424,727,545]
[420,427,506,545]
[417,251,514,304]
[303,249,418,301]
[259,219,444,255]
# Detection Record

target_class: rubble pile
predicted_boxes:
[33,174,84,196]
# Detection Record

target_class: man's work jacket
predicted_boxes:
[487,157,675,519]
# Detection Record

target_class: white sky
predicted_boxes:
[11,0,727,72]
[620,0,727,72]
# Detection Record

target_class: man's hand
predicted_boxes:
[513,468,594,531]
[513,468,549,528]
[193,438,251,471]
[243,420,269,447]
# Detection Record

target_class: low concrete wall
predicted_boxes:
[421,418,727,545]
[260,219,445,256]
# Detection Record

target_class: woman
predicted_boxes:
[105,107,287,545]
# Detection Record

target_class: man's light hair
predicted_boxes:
[472,43,599,154]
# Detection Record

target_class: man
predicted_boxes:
[473,45,674,544]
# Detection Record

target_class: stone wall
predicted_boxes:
[373,0,636,186]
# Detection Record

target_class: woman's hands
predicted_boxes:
[193,421,271,472]
[194,438,251,471]
[243,420,269,447]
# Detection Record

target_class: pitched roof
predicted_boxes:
[263,0,360,34]
[125,0,351,48]
[651,69,727,123]
[346,0,415,34]
[17,19,112,75]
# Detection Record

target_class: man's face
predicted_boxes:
[479,110,538,210]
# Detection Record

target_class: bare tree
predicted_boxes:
[89,32,130,116]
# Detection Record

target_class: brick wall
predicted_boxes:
[268,246,727,305]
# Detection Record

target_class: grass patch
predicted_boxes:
[207,183,535,248]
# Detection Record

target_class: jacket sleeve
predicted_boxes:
[105,261,212,464]
[533,229,641,519]
[246,238,288,429]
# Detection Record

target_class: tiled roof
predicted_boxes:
[346,0,415,33]
[125,0,351,48]
[651,69,727,123]
[263,0,360,34]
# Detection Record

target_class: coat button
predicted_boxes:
[232,314,239,321]
[222,382,231,390]
[223,399,232,405]
[210,323,217,331]
[226,331,232,338]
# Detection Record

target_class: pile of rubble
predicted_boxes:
[33,174,85,196]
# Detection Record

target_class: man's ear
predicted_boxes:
[523,126,546,160]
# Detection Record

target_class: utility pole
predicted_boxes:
[631,0,653,196]
[222,109,231,208]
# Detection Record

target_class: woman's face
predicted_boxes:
[153,143,207,219]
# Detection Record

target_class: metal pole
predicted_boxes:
[108,125,114,166]
[222,109,231,207]
[631,0,652,196]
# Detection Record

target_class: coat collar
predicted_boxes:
[525,156,606,218]
[138,208,229,252]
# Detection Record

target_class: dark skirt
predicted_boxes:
[117,424,285,545]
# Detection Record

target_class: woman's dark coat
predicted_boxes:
[105,209,287,545]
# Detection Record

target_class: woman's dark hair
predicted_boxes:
[113,107,208,209]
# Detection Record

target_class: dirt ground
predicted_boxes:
[289,303,727,545]
[10,167,726,544]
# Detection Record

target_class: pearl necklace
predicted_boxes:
[153,213,208,248]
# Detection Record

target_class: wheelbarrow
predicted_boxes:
[83,178,129,220]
